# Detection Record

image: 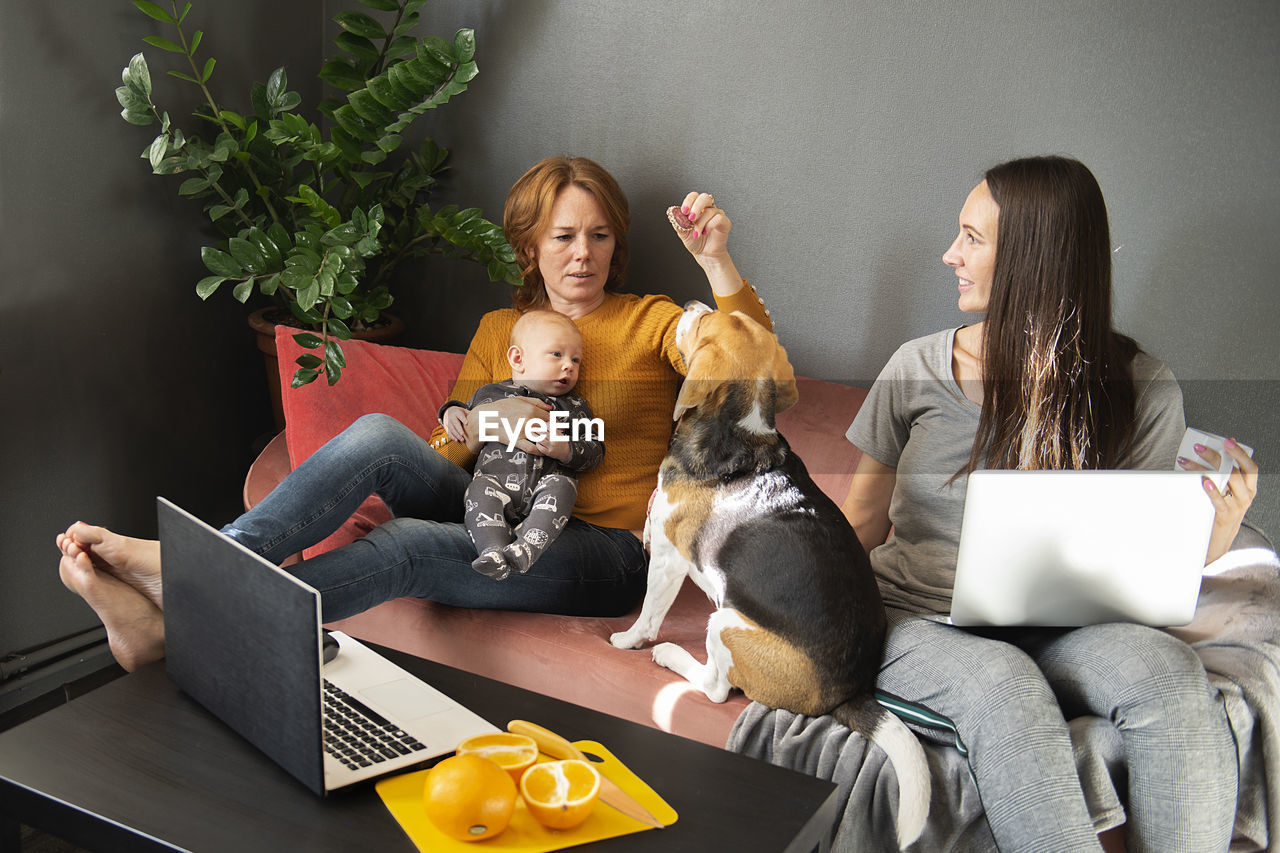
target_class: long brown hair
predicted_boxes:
[503,156,631,312]
[963,156,1138,476]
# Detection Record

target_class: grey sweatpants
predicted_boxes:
[879,611,1237,852]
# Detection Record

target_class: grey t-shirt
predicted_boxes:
[847,327,1187,616]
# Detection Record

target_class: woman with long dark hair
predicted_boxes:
[833,156,1256,849]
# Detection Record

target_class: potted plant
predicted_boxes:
[115,0,521,388]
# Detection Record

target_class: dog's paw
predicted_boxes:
[609,629,646,650]
[651,642,692,671]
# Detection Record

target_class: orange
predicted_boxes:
[519,758,601,830]
[456,732,539,784]
[422,753,517,842]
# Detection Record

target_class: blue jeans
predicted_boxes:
[223,414,649,622]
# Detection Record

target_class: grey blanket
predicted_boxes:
[727,524,1279,851]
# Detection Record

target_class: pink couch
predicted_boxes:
[245,327,868,748]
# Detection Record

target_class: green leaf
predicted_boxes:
[386,36,417,61]
[228,237,267,273]
[178,176,210,195]
[329,295,354,319]
[297,281,321,311]
[231,279,255,303]
[195,275,227,299]
[133,1,175,24]
[291,367,320,388]
[218,110,245,130]
[167,70,200,84]
[334,10,385,40]
[124,53,152,97]
[348,89,392,125]
[259,273,281,296]
[335,32,380,64]
[336,272,360,294]
[142,35,185,54]
[332,104,378,141]
[320,59,367,92]
[296,353,324,369]
[455,60,479,84]
[200,57,216,83]
[121,106,156,126]
[201,246,241,277]
[292,332,324,349]
[368,75,410,110]
[210,133,238,162]
[326,317,353,339]
[322,223,361,246]
[420,36,454,65]
[392,12,421,38]
[246,228,282,268]
[146,135,168,170]
[250,81,271,119]
[190,30,203,55]
[453,29,477,63]
[325,338,347,368]
[325,359,342,386]
[266,67,287,105]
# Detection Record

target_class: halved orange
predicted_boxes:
[422,753,517,842]
[519,758,601,830]
[456,732,539,783]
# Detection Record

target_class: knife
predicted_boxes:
[507,719,665,829]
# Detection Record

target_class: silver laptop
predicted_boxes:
[948,470,1215,627]
[158,497,498,795]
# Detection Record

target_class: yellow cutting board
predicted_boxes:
[376,740,678,852]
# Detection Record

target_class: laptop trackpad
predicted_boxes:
[360,679,455,721]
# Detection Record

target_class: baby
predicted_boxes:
[440,310,604,579]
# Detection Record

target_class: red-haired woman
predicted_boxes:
[56,157,772,671]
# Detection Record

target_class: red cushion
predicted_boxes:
[274,326,465,558]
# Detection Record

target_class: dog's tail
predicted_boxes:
[832,695,930,848]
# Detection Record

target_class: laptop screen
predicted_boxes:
[159,497,327,795]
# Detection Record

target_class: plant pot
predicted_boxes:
[248,307,406,432]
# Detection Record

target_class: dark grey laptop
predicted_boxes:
[158,497,496,795]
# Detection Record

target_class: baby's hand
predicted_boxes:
[535,437,572,463]
[442,406,469,442]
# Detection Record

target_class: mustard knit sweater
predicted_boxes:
[429,284,773,530]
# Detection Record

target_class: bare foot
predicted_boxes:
[59,547,165,671]
[57,522,163,609]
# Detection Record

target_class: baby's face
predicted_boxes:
[512,323,582,396]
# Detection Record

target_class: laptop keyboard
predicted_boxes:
[323,680,427,770]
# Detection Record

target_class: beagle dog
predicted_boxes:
[610,302,929,846]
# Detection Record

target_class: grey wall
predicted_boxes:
[2,1,1276,662]
[0,1,322,657]
[388,0,1278,537]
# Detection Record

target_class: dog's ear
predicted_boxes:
[672,326,723,422]
[726,310,799,415]
[773,340,799,414]
[673,361,708,422]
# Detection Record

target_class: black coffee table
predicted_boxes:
[0,645,837,852]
